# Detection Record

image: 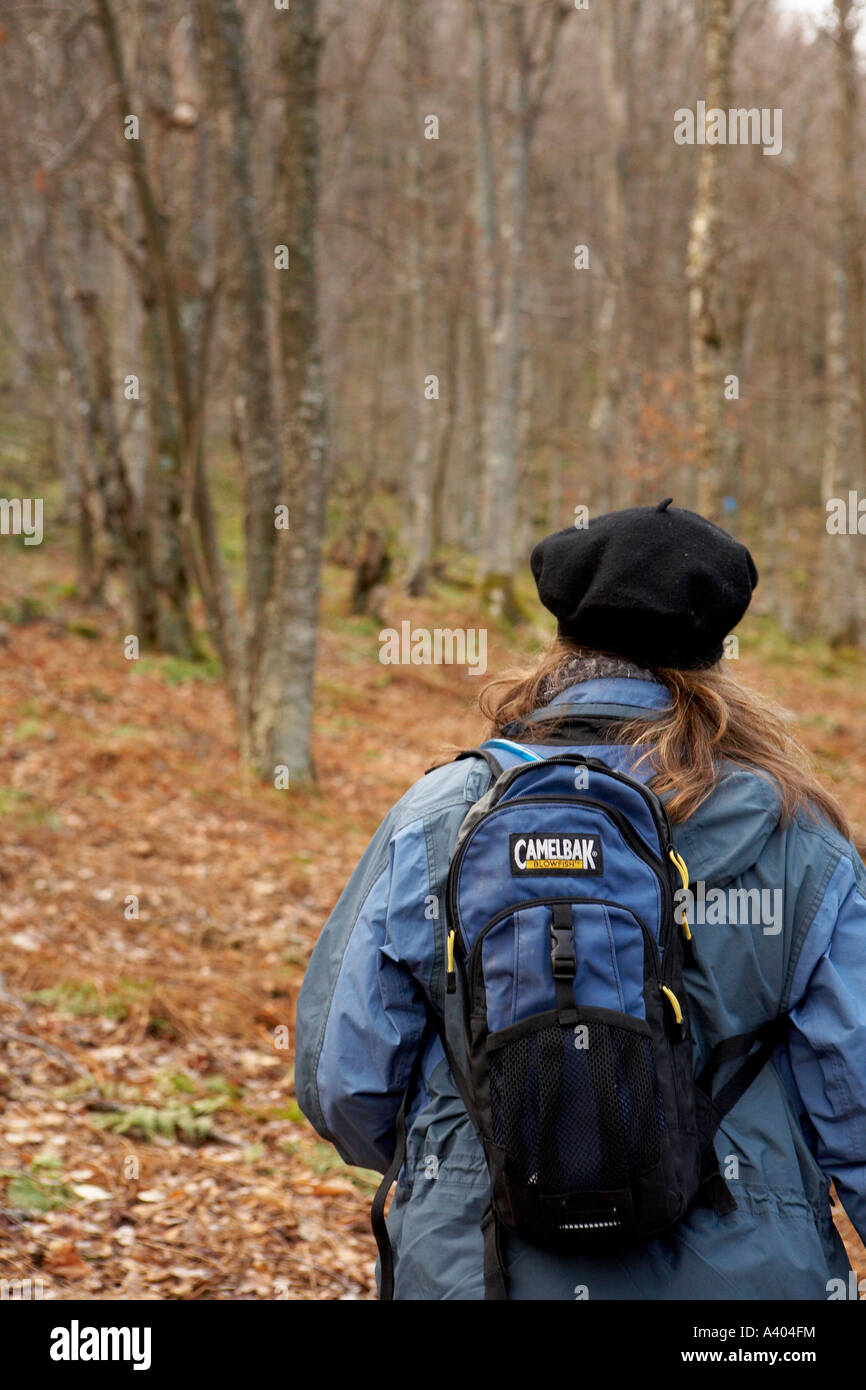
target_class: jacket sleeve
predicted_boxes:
[786,847,866,1241]
[294,802,436,1174]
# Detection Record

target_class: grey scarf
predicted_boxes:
[535,652,661,707]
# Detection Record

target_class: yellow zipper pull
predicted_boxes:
[661,984,683,1026]
[669,847,693,942]
[446,929,456,994]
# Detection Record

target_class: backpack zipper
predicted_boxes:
[465,895,662,1009]
[448,793,675,978]
[479,753,677,852]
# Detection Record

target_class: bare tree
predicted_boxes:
[687,0,733,520]
[5,0,866,677]
[94,0,329,780]
[192,0,330,781]
[821,0,865,645]
[94,0,201,653]
[589,0,641,508]
[472,0,570,619]
[195,0,285,755]
[250,0,330,781]
[399,0,437,595]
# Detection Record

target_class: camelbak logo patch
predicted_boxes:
[509,833,603,875]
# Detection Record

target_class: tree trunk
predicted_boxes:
[687,0,733,522]
[473,0,567,619]
[431,218,469,560]
[41,194,161,628]
[76,287,161,644]
[196,0,285,747]
[590,0,641,508]
[53,360,99,598]
[94,0,198,654]
[110,170,150,504]
[401,0,436,596]
[251,0,329,784]
[821,0,865,645]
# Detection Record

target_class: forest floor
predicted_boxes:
[1,563,865,1299]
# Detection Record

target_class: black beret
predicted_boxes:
[530,498,758,670]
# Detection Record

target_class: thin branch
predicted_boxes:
[0,1028,95,1082]
[525,0,571,132]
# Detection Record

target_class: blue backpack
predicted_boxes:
[373,737,787,1299]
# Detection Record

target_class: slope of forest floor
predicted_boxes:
[0,565,865,1298]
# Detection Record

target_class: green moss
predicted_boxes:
[26,977,158,1021]
[1,1163,74,1213]
[0,788,58,826]
[134,651,221,685]
[12,718,45,741]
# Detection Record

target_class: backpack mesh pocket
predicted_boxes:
[487,1017,664,1193]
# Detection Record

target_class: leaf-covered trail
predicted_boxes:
[0,602,864,1298]
[0,602,480,1299]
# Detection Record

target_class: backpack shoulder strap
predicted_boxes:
[482,738,541,764]
[692,1015,789,1216]
[453,740,541,779]
[453,746,506,779]
[697,1015,789,1122]
[373,743,535,1297]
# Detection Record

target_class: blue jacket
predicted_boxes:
[295,677,866,1299]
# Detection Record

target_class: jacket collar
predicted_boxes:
[537,677,673,720]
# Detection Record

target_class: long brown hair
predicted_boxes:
[477,637,849,836]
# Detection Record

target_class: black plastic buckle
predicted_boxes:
[550,926,576,980]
